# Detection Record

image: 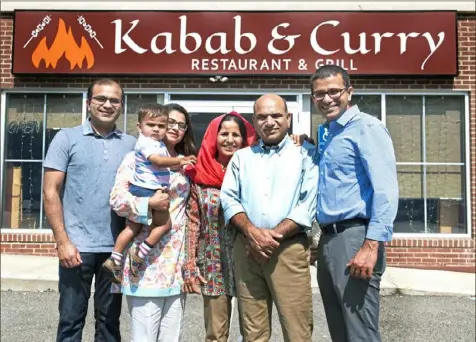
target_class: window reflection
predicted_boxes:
[45,94,83,153]
[309,95,381,144]
[5,94,44,160]
[2,162,42,229]
[352,95,381,119]
[124,94,164,137]
[394,165,425,233]
[426,165,465,234]
[425,96,464,163]
[386,95,423,163]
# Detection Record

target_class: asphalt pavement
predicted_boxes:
[1,291,474,342]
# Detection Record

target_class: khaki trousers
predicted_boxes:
[203,295,243,342]
[234,233,313,342]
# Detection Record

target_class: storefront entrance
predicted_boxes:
[167,93,305,146]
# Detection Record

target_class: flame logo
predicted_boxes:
[31,18,94,70]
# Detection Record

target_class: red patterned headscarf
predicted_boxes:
[187,111,256,189]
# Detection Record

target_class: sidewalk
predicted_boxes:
[1,253,475,296]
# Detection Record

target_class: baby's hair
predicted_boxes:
[138,103,168,123]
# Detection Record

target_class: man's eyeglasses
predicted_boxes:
[168,118,188,131]
[91,96,122,106]
[311,88,348,101]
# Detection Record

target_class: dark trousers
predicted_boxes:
[317,224,385,342]
[57,252,122,342]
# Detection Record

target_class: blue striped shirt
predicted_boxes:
[317,105,399,242]
[131,134,170,190]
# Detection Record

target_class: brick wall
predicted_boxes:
[1,233,57,256]
[1,12,475,272]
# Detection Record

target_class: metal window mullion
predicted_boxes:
[396,162,464,166]
[4,159,43,163]
[164,93,171,104]
[39,94,47,229]
[422,96,428,234]
[82,92,87,123]
[123,95,128,132]
[464,93,471,236]
[381,94,386,125]
[0,92,6,226]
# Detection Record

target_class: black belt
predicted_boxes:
[321,218,369,235]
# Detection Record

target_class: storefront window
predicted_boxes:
[2,92,83,229]
[386,96,423,163]
[3,162,43,229]
[395,165,425,233]
[310,94,381,144]
[123,94,164,137]
[5,94,44,160]
[308,93,467,235]
[0,91,469,235]
[387,95,466,234]
[425,96,464,163]
[45,94,83,154]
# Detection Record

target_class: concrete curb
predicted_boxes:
[1,277,58,292]
[1,255,474,297]
[1,274,472,297]
[396,288,476,297]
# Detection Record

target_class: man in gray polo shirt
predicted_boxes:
[43,79,136,342]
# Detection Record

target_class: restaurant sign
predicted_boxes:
[12,11,457,75]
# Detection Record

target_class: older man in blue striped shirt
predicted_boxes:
[312,65,399,342]
[221,94,318,342]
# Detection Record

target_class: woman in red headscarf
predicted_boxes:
[183,112,255,342]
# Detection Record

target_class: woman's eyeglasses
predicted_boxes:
[167,118,188,131]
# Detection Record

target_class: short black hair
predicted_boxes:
[310,65,352,91]
[87,78,124,102]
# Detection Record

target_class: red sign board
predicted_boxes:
[12,11,457,76]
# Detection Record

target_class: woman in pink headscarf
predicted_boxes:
[183,111,256,342]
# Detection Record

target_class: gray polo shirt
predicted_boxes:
[43,119,136,253]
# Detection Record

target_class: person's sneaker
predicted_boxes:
[128,246,145,282]
[102,258,123,284]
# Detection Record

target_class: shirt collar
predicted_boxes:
[326,105,360,130]
[335,105,360,127]
[258,134,290,156]
[82,118,122,137]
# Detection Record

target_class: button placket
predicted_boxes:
[103,139,108,161]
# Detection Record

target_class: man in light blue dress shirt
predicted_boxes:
[312,65,399,342]
[220,94,318,342]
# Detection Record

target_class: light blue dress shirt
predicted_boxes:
[221,135,318,231]
[317,105,399,242]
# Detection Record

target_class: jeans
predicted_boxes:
[57,253,122,342]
